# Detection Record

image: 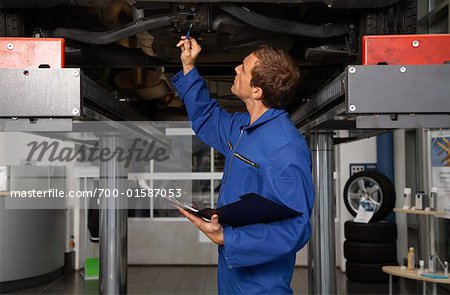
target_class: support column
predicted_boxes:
[99,135,128,294]
[308,131,336,295]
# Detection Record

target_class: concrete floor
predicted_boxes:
[5,266,449,294]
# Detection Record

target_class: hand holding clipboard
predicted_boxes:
[164,193,301,227]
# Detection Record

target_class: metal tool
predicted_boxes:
[186,23,193,39]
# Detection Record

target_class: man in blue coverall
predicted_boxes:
[172,37,315,294]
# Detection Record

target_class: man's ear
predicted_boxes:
[251,86,263,100]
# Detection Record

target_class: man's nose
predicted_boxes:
[235,65,241,73]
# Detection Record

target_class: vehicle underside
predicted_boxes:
[0,0,417,120]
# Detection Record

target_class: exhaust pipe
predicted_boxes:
[218,4,347,38]
[48,16,176,45]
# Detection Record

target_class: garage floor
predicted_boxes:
[6,266,449,294]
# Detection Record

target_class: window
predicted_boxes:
[129,132,225,219]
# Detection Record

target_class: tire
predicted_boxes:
[398,0,417,33]
[357,0,417,63]
[345,220,397,243]
[359,0,416,36]
[360,11,395,36]
[344,241,397,263]
[346,261,398,283]
[0,10,25,37]
[343,170,396,222]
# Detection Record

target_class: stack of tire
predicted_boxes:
[343,171,398,283]
[344,220,398,283]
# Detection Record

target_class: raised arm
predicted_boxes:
[172,37,246,154]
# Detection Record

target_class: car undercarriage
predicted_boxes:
[1,0,416,119]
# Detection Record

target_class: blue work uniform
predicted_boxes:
[172,68,315,294]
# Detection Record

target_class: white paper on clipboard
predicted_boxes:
[162,196,199,213]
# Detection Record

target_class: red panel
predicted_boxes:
[362,34,450,65]
[0,38,65,68]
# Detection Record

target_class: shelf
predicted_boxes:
[394,208,446,216]
[382,266,450,284]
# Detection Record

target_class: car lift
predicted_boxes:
[0,37,170,295]
[1,35,450,294]
[292,34,450,295]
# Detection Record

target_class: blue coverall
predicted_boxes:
[172,68,315,294]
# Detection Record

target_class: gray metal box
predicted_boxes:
[0,68,81,117]
[346,65,450,114]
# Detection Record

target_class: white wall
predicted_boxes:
[0,133,5,166]
[0,132,81,266]
[0,133,68,282]
[335,133,377,272]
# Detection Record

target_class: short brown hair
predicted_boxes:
[250,45,300,109]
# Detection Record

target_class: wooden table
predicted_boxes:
[382,266,450,295]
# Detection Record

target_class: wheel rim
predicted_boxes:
[346,176,383,214]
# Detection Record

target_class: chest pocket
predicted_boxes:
[232,152,261,193]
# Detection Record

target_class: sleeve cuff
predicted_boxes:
[171,70,185,83]
[171,68,201,99]
[222,226,238,269]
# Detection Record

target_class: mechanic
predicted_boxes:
[172,37,315,294]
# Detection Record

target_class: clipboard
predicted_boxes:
[164,193,301,227]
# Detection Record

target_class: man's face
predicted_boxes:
[231,53,260,101]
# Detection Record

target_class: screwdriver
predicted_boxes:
[185,23,193,39]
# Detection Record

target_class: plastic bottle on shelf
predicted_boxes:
[429,187,437,211]
[403,188,412,209]
[418,260,424,274]
[429,255,436,273]
[415,192,425,210]
[407,247,415,270]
